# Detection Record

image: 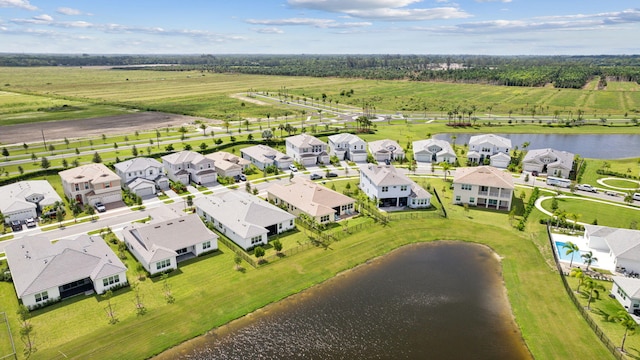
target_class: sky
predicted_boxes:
[0,0,639,55]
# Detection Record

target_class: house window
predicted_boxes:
[35,291,49,303]
[105,183,110,188]
[176,248,188,255]
[400,185,408,191]
[279,223,282,229]
[381,186,389,192]
[488,199,498,206]
[103,275,120,287]
[470,197,475,203]
[203,241,211,250]
[320,215,330,223]
[251,236,262,245]
[75,183,80,191]
[455,196,461,202]
[289,220,293,226]
[461,184,472,191]
[156,259,171,270]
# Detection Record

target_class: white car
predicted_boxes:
[289,164,298,172]
[576,184,597,193]
[25,217,37,228]
[94,202,106,212]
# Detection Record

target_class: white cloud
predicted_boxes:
[475,0,512,3]
[253,27,285,34]
[0,0,36,10]
[32,14,53,22]
[246,17,371,28]
[56,7,82,16]
[287,0,471,21]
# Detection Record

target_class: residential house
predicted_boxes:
[59,163,122,206]
[205,151,251,178]
[452,166,514,211]
[368,139,405,162]
[584,225,640,274]
[285,134,330,166]
[467,134,512,168]
[0,180,62,224]
[195,191,296,250]
[241,145,293,170]
[5,234,127,309]
[161,150,217,186]
[266,177,356,225]
[359,164,431,208]
[328,133,368,162]
[522,148,574,178]
[611,276,640,315]
[121,213,218,275]
[114,157,169,197]
[413,139,457,164]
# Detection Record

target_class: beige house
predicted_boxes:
[266,177,355,225]
[452,166,514,211]
[162,151,217,186]
[368,139,405,162]
[205,151,251,178]
[59,163,122,206]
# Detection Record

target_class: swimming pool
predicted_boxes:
[554,241,598,266]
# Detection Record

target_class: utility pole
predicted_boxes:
[41,129,47,148]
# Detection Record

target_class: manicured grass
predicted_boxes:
[540,197,640,229]
[582,158,640,185]
[600,178,640,190]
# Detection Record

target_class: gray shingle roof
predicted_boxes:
[613,276,640,299]
[0,180,62,215]
[360,164,411,187]
[114,157,163,173]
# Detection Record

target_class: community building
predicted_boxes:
[359,164,431,208]
[59,163,122,206]
[195,191,295,250]
[452,166,514,211]
[5,234,127,309]
[114,157,169,197]
[0,180,62,224]
[266,177,355,225]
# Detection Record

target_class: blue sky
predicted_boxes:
[0,0,638,55]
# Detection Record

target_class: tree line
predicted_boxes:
[2,54,640,88]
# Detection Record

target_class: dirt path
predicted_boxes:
[0,112,218,145]
[230,93,270,106]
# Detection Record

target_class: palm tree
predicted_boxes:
[582,251,597,272]
[266,113,271,129]
[582,278,606,310]
[200,123,207,136]
[611,311,637,353]
[562,241,580,268]
[569,213,581,230]
[441,162,452,181]
[569,267,585,292]
[223,119,230,133]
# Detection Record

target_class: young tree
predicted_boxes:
[40,156,50,169]
[234,254,242,271]
[31,152,37,163]
[17,304,36,357]
[199,142,208,152]
[1,147,9,160]
[131,145,138,157]
[161,273,175,304]
[102,134,107,143]
[92,152,102,163]
[562,241,580,268]
[272,239,283,254]
[569,267,585,293]
[56,209,65,227]
[61,159,68,168]
[85,203,96,221]
[583,278,606,310]
[254,246,265,262]
[102,290,119,324]
[70,200,82,223]
[186,195,193,209]
[131,282,147,316]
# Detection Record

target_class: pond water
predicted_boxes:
[433,133,640,159]
[155,242,531,360]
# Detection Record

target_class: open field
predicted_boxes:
[540,197,640,229]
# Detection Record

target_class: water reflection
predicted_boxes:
[156,242,531,360]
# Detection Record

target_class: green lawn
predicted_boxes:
[600,178,640,190]
[540,197,640,229]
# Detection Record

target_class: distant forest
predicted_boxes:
[2,53,640,89]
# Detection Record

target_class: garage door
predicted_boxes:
[134,186,155,197]
[99,192,123,204]
[415,154,430,162]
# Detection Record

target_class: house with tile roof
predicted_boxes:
[161,150,217,185]
[241,144,293,170]
[413,139,457,164]
[195,191,295,250]
[266,177,356,225]
[285,134,330,166]
[114,157,169,197]
[522,148,574,179]
[205,151,251,178]
[584,225,640,274]
[59,163,122,206]
[121,213,218,275]
[368,139,405,162]
[5,234,127,309]
[359,164,431,208]
[328,133,368,162]
[0,180,62,224]
[467,134,512,168]
[452,166,514,211]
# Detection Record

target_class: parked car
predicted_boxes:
[384,159,391,165]
[310,173,322,180]
[94,202,106,213]
[576,184,597,193]
[289,164,298,172]
[234,174,247,182]
[25,218,37,228]
[10,220,22,232]
[325,172,338,178]
[605,191,618,197]
[531,171,539,177]
[634,193,640,201]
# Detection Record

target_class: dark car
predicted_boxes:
[531,171,538,177]
[325,172,338,178]
[310,173,322,180]
[10,220,23,232]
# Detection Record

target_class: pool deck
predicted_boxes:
[551,232,616,274]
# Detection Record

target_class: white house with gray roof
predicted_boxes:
[328,133,368,162]
[161,150,217,186]
[584,225,640,274]
[114,157,169,197]
[611,276,640,315]
[121,213,218,275]
[522,148,574,179]
[359,164,431,208]
[467,134,512,168]
[195,191,295,250]
[267,177,356,224]
[241,145,293,170]
[452,166,514,211]
[413,139,457,164]
[0,180,62,224]
[5,234,127,309]
[368,139,405,162]
[285,134,330,166]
